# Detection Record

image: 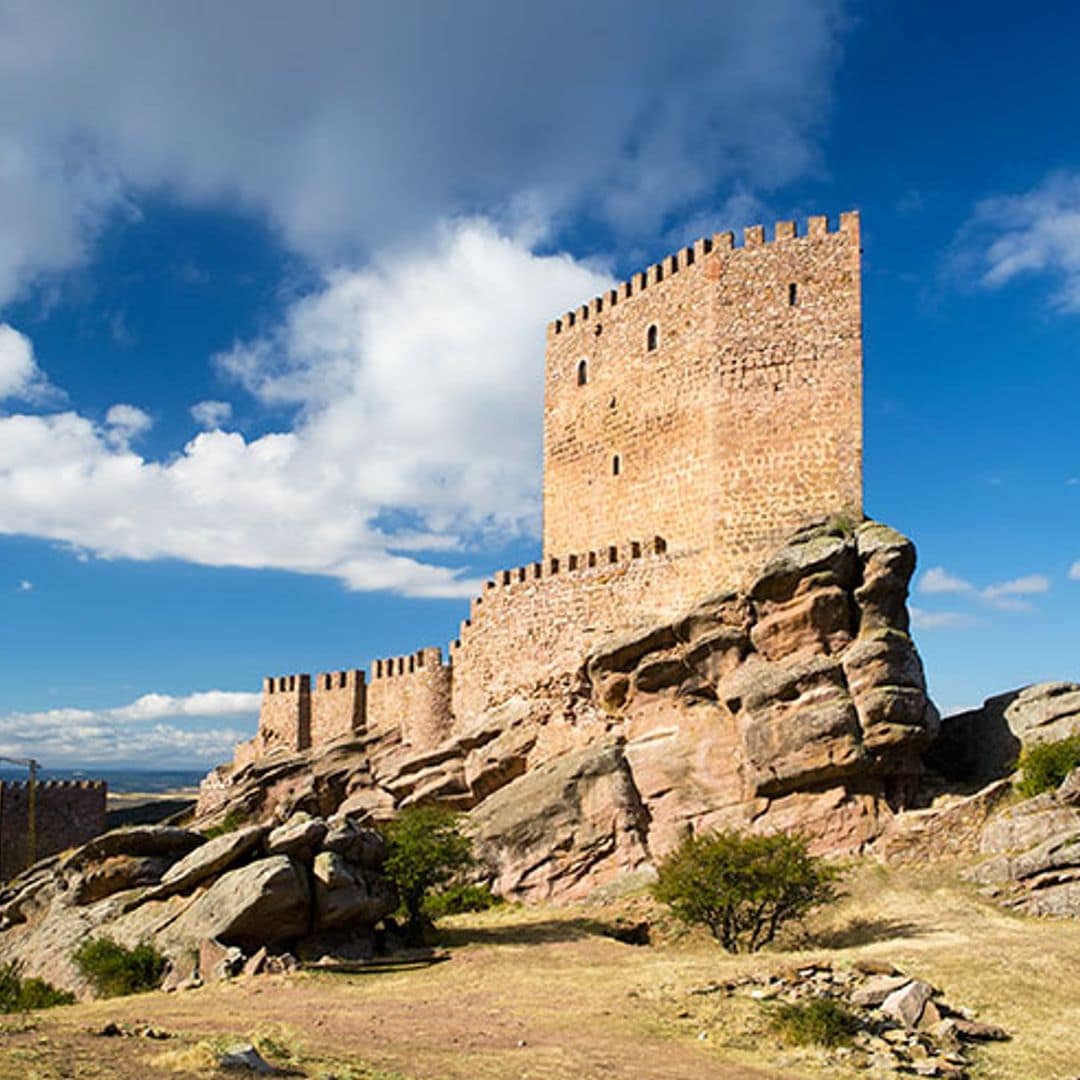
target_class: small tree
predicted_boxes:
[652,830,840,953]
[383,805,474,940]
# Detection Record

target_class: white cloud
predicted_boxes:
[0,220,610,596]
[0,323,51,401]
[909,607,976,631]
[191,400,232,430]
[103,403,153,447]
[0,2,845,302]
[16,579,32,592]
[0,689,259,768]
[918,566,974,594]
[981,573,1050,611]
[1070,561,1080,581]
[954,171,1080,311]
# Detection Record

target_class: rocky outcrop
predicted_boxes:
[927,682,1080,786]
[0,812,395,997]
[194,519,937,902]
[966,768,1080,917]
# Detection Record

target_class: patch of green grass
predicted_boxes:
[0,961,74,1013]
[769,997,860,1048]
[1017,735,1080,798]
[72,937,166,998]
[203,808,246,839]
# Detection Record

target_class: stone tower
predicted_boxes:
[542,212,862,589]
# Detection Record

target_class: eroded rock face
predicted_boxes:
[194,519,936,903]
[966,768,1080,918]
[0,810,394,997]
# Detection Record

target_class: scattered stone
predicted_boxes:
[951,1018,1010,1042]
[881,979,935,1029]
[851,973,910,1007]
[852,957,901,976]
[218,1042,292,1074]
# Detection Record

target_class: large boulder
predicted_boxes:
[311,851,396,931]
[170,855,310,949]
[156,825,268,896]
[471,743,652,901]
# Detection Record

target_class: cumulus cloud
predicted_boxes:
[190,400,232,430]
[0,1,845,302]
[916,565,1051,616]
[0,220,610,595]
[0,688,259,768]
[0,323,51,401]
[909,607,976,631]
[954,171,1080,311]
[16,579,32,592]
[918,567,973,594]
[103,403,152,446]
[1070,561,1080,581]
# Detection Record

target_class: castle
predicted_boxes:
[232,211,863,771]
[0,780,107,881]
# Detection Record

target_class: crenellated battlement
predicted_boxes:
[263,673,311,695]
[0,779,107,791]
[547,212,859,337]
[372,646,448,680]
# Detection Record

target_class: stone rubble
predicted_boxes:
[691,959,1008,1078]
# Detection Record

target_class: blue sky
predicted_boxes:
[0,1,1076,768]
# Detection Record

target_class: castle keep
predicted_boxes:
[232,212,863,770]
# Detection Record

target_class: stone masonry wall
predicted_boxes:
[0,780,107,881]
[543,212,862,592]
[259,674,311,753]
[449,538,699,723]
[367,647,453,752]
[310,669,366,747]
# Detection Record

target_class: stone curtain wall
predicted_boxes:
[310,670,366,746]
[543,213,862,590]
[259,674,312,754]
[0,780,107,881]
[450,539,699,723]
[367,648,453,751]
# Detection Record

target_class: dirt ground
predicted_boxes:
[1,860,1077,1080]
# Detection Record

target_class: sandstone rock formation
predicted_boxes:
[927,681,1080,787]
[0,814,394,997]
[198,519,938,901]
[966,767,1080,918]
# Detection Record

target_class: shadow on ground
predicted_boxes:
[437,917,612,947]
[803,917,929,949]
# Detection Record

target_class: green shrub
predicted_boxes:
[423,881,500,919]
[1017,735,1080,798]
[383,805,474,939]
[652,830,841,953]
[72,937,167,998]
[203,808,246,839]
[770,997,860,1047]
[0,961,74,1013]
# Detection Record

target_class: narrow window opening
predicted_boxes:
[594,323,602,337]
[612,454,621,477]
[577,359,588,386]
[788,282,798,306]
[655,263,663,283]
[646,324,658,352]
[685,246,695,266]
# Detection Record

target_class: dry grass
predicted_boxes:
[0,859,1076,1079]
